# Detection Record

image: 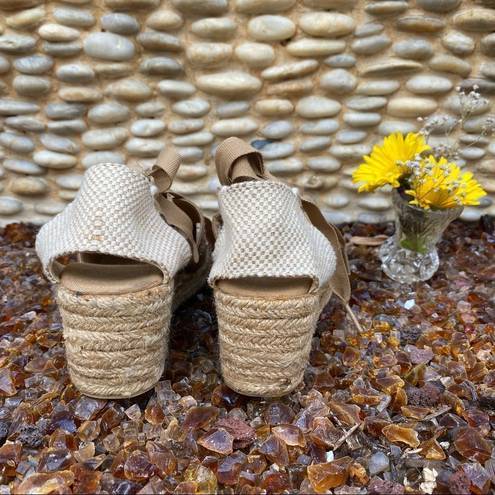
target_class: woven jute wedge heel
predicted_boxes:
[36,149,211,399]
[216,285,333,397]
[210,138,359,398]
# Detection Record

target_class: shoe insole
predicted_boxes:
[61,262,163,295]
[218,276,313,297]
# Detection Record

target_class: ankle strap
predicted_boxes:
[215,137,266,185]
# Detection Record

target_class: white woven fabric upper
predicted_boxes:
[209,181,336,289]
[36,163,191,283]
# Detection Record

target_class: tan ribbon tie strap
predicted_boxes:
[147,147,182,193]
[215,137,266,185]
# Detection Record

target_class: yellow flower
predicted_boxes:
[352,132,430,192]
[406,155,487,210]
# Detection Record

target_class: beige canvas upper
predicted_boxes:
[208,180,336,290]
[36,163,191,284]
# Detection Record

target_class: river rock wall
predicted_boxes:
[0,0,494,225]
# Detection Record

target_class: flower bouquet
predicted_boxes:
[352,130,486,283]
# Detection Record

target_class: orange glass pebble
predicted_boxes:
[382,424,420,448]
[307,456,352,493]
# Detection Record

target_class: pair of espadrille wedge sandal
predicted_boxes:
[36,137,356,400]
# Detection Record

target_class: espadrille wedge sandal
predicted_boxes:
[36,149,211,399]
[210,137,360,398]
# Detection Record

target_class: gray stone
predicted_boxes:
[94,62,133,79]
[307,156,341,172]
[13,54,53,74]
[422,114,458,134]
[323,192,349,209]
[137,31,181,52]
[287,39,346,58]
[255,98,294,116]
[260,142,295,159]
[172,131,215,146]
[235,0,296,14]
[106,78,152,102]
[300,136,332,152]
[300,119,339,135]
[262,60,319,82]
[0,98,39,115]
[42,41,82,57]
[459,78,495,95]
[365,1,408,16]
[356,79,400,95]
[324,54,356,68]
[35,200,66,216]
[172,99,211,117]
[266,157,303,174]
[178,147,204,163]
[38,23,80,42]
[101,13,140,35]
[0,131,35,153]
[5,116,45,133]
[53,7,95,28]
[56,173,83,190]
[406,74,453,94]
[171,0,228,15]
[344,112,381,127]
[56,63,95,83]
[359,59,422,77]
[146,9,183,31]
[235,42,275,68]
[47,119,87,135]
[82,127,128,150]
[461,207,483,222]
[131,119,166,137]
[296,96,341,118]
[0,34,36,54]
[0,56,9,74]
[196,71,262,98]
[453,8,495,32]
[462,116,491,133]
[351,35,391,55]
[10,177,47,195]
[330,144,372,160]
[6,6,45,30]
[13,75,51,96]
[441,30,475,55]
[187,42,232,68]
[139,56,183,76]
[45,102,85,120]
[3,158,43,175]
[397,15,445,33]
[387,97,437,117]
[157,80,195,99]
[59,86,102,103]
[84,32,135,61]
[394,38,434,60]
[358,195,391,211]
[481,33,495,56]
[260,120,294,139]
[346,96,387,111]
[417,0,460,12]
[299,12,355,37]
[169,119,204,134]
[135,100,166,117]
[125,137,164,157]
[212,118,258,136]
[0,197,23,216]
[354,22,384,37]
[428,54,471,77]
[481,62,495,80]
[460,147,485,160]
[248,15,296,41]
[82,151,124,168]
[216,101,250,118]
[320,69,357,95]
[104,0,159,9]
[191,18,237,40]
[336,130,367,144]
[40,133,79,154]
[34,150,77,169]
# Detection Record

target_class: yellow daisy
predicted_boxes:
[352,132,430,192]
[406,155,487,210]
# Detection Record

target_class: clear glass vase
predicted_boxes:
[379,190,462,283]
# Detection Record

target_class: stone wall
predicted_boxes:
[0,0,494,225]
